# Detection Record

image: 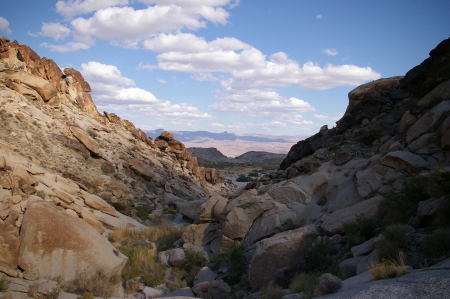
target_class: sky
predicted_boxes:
[1,0,449,137]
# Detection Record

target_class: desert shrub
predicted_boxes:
[379,179,428,225]
[236,174,253,182]
[226,246,246,285]
[369,252,407,280]
[110,226,184,251]
[248,170,259,177]
[343,215,379,245]
[355,129,380,146]
[261,285,284,299]
[0,275,9,292]
[289,272,319,298]
[314,273,342,296]
[426,165,450,197]
[86,128,98,138]
[163,206,177,215]
[283,219,295,230]
[135,206,152,220]
[43,287,61,299]
[421,228,450,258]
[380,224,410,260]
[167,270,188,292]
[142,263,167,287]
[183,249,207,273]
[62,271,117,298]
[120,246,165,283]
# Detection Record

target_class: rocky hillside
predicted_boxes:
[188,147,285,167]
[1,35,450,299]
[0,36,226,298]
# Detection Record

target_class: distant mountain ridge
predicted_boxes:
[145,129,296,143]
[188,147,286,166]
[145,129,304,157]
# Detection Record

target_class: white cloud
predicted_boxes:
[211,122,225,127]
[210,88,316,119]
[316,14,323,19]
[80,61,211,120]
[313,114,329,120]
[192,73,220,82]
[143,33,381,91]
[38,22,71,40]
[0,17,12,34]
[71,4,231,43]
[40,42,90,52]
[157,78,168,84]
[56,0,129,18]
[139,0,234,6]
[323,49,338,56]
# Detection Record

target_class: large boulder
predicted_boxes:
[321,197,383,235]
[222,191,274,241]
[18,201,127,291]
[69,126,104,158]
[380,151,429,172]
[248,225,319,291]
[0,231,20,277]
[5,70,57,101]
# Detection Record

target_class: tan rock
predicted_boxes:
[5,70,57,101]
[18,201,127,287]
[80,208,105,234]
[80,190,117,217]
[380,150,429,172]
[0,232,20,277]
[69,126,104,158]
[222,191,274,241]
[182,223,219,246]
[128,159,155,180]
[248,225,319,291]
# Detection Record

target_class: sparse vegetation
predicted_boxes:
[86,128,98,138]
[369,252,407,280]
[421,229,450,258]
[314,273,342,296]
[62,271,117,298]
[426,165,450,197]
[0,275,8,292]
[379,179,428,225]
[343,215,378,246]
[236,174,253,182]
[289,272,320,298]
[261,284,285,299]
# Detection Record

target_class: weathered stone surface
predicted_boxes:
[380,151,429,172]
[5,70,57,101]
[128,159,155,180]
[208,279,231,299]
[142,286,164,298]
[0,232,20,277]
[222,191,274,241]
[80,209,105,234]
[417,80,450,107]
[193,267,216,285]
[417,197,450,219]
[176,198,207,221]
[69,126,104,158]
[80,190,117,217]
[398,111,417,133]
[268,181,308,204]
[351,237,377,257]
[356,249,382,275]
[408,132,441,155]
[406,100,450,144]
[248,225,319,291]
[19,201,127,286]
[340,256,366,279]
[169,248,187,267]
[182,223,219,246]
[321,197,383,235]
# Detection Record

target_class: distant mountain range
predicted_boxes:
[145,129,305,157]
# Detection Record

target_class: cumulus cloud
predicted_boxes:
[323,48,338,56]
[56,0,129,18]
[143,33,381,90]
[80,61,211,120]
[38,22,71,40]
[0,17,12,33]
[40,42,90,52]
[210,88,316,119]
[71,4,230,44]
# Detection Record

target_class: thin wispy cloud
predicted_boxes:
[323,49,339,56]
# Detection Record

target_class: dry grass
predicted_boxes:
[261,285,285,299]
[370,252,408,280]
[109,225,184,251]
[62,271,119,298]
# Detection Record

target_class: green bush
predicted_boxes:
[380,224,410,260]
[236,174,253,182]
[0,276,8,292]
[136,206,152,220]
[379,179,428,225]
[427,165,450,197]
[261,285,284,299]
[343,215,379,245]
[290,272,318,296]
[86,128,98,138]
[421,229,450,258]
[248,170,259,177]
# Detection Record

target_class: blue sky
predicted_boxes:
[1,0,449,137]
